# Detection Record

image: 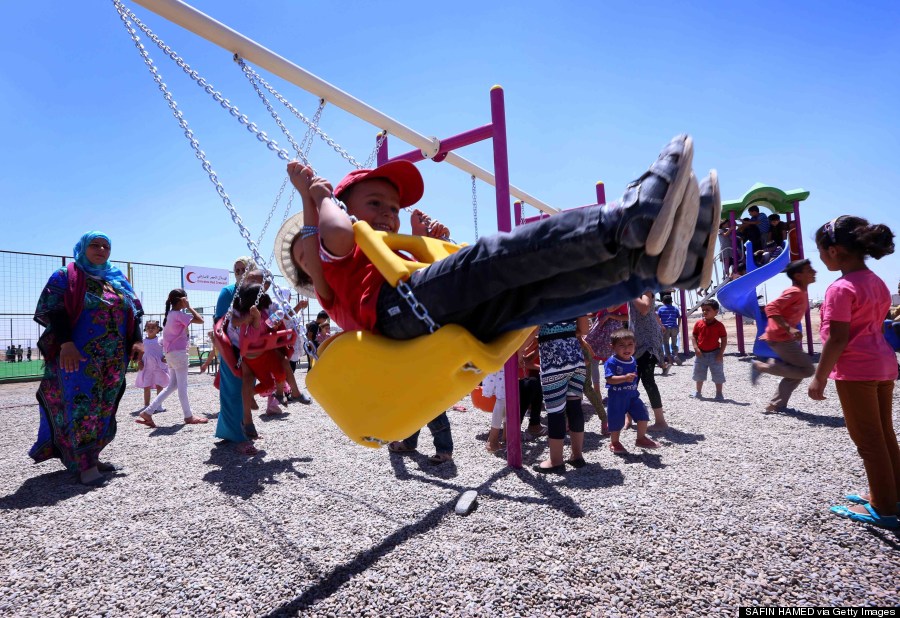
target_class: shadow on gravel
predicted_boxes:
[865,526,900,548]
[662,427,706,445]
[202,446,311,500]
[387,451,459,480]
[145,424,186,437]
[0,469,91,509]
[261,498,455,617]
[777,408,845,428]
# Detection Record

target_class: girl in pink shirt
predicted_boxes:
[809,215,899,529]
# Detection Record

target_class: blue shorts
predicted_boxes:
[606,390,649,431]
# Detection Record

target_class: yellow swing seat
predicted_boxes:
[307,221,531,448]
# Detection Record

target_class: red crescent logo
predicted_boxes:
[186,271,197,283]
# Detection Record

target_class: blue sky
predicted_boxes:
[2,0,899,303]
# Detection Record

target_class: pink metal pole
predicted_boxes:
[680,288,689,358]
[792,200,814,354]
[387,125,494,165]
[730,211,745,354]
[490,87,521,469]
[595,181,606,206]
[376,132,389,166]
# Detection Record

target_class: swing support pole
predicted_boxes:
[128,0,558,215]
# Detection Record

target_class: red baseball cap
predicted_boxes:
[333,160,424,208]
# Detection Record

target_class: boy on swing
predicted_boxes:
[281,134,720,354]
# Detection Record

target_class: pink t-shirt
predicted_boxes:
[820,269,896,381]
[162,310,193,353]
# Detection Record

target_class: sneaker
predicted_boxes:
[288,392,312,405]
[635,436,660,449]
[663,169,722,289]
[691,391,703,399]
[273,392,288,406]
[609,134,694,253]
[714,393,725,402]
[609,441,627,454]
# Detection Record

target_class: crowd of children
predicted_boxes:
[43,134,898,532]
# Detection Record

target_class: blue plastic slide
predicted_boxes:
[715,241,791,359]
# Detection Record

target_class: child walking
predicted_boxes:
[283,134,720,347]
[808,216,899,530]
[657,293,682,366]
[605,329,660,454]
[136,289,208,427]
[691,299,727,400]
[750,259,817,413]
[134,320,169,407]
[533,318,590,473]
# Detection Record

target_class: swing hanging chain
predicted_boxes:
[237,57,306,164]
[364,131,389,169]
[117,0,438,336]
[299,100,327,160]
[256,176,291,247]
[121,5,294,164]
[471,175,479,241]
[113,0,306,343]
[396,281,440,334]
[236,59,372,170]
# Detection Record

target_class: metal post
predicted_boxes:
[792,200,814,354]
[376,132,388,167]
[680,288,689,359]
[595,181,606,206]
[730,211,745,354]
[489,87,521,469]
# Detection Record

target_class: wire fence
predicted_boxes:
[0,249,317,381]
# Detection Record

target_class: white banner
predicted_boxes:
[182,265,230,292]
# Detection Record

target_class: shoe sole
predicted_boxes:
[645,135,694,256]
[697,169,722,289]
[657,173,700,284]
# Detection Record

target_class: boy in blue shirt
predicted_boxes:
[656,293,682,367]
[605,329,660,454]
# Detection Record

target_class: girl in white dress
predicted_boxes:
[134,320,169,406]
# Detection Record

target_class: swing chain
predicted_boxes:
[471,175,479,241]
[299,100,327,160]
[236,60,372,170]
[121,5,293,163]
[114,0,305,342]
[256,177,291,247]
[396,281,440,334]
[238,57,305,162]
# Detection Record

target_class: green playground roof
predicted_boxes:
[721,183,810,218]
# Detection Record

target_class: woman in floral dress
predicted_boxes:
[29,232,143,487]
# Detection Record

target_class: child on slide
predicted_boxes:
[281,134,721,346]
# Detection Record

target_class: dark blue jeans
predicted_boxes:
[375,205,657,342]
[402,411,453,455]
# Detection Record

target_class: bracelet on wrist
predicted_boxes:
[300,225,319,240]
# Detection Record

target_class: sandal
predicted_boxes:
[830,503,899,530]
[427,453,453,465]
[235,441,258,456]
[134,415,156,428]
[184,416,209,424]
[387,441,416,453]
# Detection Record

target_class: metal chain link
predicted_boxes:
[116,0,438,335]
[471,175,479,241]
[396,281,440,334]
[364,131,389,169]
[120,4,294,163]
[113,0,304,336]
[237,60,372,170]
[299,100,326,159]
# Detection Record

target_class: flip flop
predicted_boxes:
[134,416,156,428]
[235,442,258,456]
[830,504,900,530]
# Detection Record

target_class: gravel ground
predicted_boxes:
[1,345,899,617]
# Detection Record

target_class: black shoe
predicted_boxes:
[606,134,694,254]
[79,476,109,488]
[566,457,587,469]
[669,169,721,290]
[97,462,123,473]
[532,463,567,474]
